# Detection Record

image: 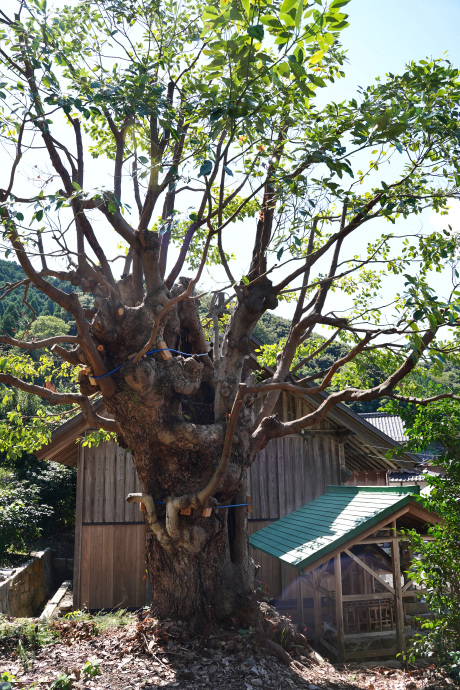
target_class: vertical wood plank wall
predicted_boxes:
[248,393,342,600]
[74,441,146,609]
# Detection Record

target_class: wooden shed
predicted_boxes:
[249,485,440,661]
[246,391,420,600]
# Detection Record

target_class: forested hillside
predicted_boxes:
[0,259,75,336]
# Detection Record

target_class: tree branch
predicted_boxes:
[0,372,118,432]
[251,328,437,451]
[0,334,80,350]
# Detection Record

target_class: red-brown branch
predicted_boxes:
[0,372,118,432]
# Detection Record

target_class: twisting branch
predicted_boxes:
[0,372,118,432]
[251,328,437,451]
[273,195,383,294]
[104,110,125,201]
[389,392,460,405]
[126,493,171,549]
[291,329,340,375]
[0,210,116,396]
[164,383,247,540]
[2,118,26,200]
[0,334,80,350]
[133,228,214,364]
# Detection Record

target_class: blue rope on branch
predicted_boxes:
[152,501,251,509]
[92,348,208,380]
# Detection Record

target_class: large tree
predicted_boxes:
[1,0,460,627]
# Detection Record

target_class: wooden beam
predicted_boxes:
[391,521,405,654]
[344,549,395,595]
[342,592,394,602]
[300,428,353,438]
[297,577,304,627]
[313,569,322,642]
[73,442,85,609]
[319,637,338,658]
[358,536,399,545]
[406,502,442,525]
[345,647,397,660]
[334,554,345,663]
[358,533,435,545]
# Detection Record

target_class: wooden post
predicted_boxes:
[313,568,322,642]
[297,576,305,627]
[391,521,405,654]
[334,554,345,663]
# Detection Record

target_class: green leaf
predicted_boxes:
[198,160,213,178]
[242,0,251,16]
[260,15,281,26]
[308,73,326,88]
[247,24,264,41]
[289,61,315,97]
[280,0,297,13]
[427,314,438,331]
[72,181,82,191]
[35,209,43,222]
[224,165,233,177]
[309,49,325,65]
[295,0,304,31]
[241,275,250,285]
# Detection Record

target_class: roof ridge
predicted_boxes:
[359,412,401,418]
[326,484,419,495]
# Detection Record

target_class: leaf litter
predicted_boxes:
[0,607,457,689]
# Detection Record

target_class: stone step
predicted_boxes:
[40,580,73,619]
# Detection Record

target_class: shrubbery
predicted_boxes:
[0,484,52,556]
[0,455,76,560]
[395,399,460,678]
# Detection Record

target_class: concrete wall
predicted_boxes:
[0,549,54,617]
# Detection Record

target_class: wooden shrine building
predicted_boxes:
[36,386,420,612]
[249,485,440,662]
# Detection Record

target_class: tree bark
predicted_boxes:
[91,284,262,629]
[145,505,255,628]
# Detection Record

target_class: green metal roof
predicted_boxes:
[249,485,420,571]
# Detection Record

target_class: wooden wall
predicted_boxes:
[248,392,342,600]
[248,433,341,520]
[74,441,147,609]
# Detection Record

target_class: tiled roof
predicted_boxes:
[249,485,419,571]
[389,469,437,482]
[359,413,408,443]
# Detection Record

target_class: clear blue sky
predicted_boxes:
[327,0,460,101]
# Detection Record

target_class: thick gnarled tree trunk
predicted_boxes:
[90,273,269,628]
[145,497,254,626]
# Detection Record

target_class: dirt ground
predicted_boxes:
[0,612,457,690]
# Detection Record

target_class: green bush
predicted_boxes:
[0,484,52,556]
[393,398,460,678]
[0,457,76,558]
